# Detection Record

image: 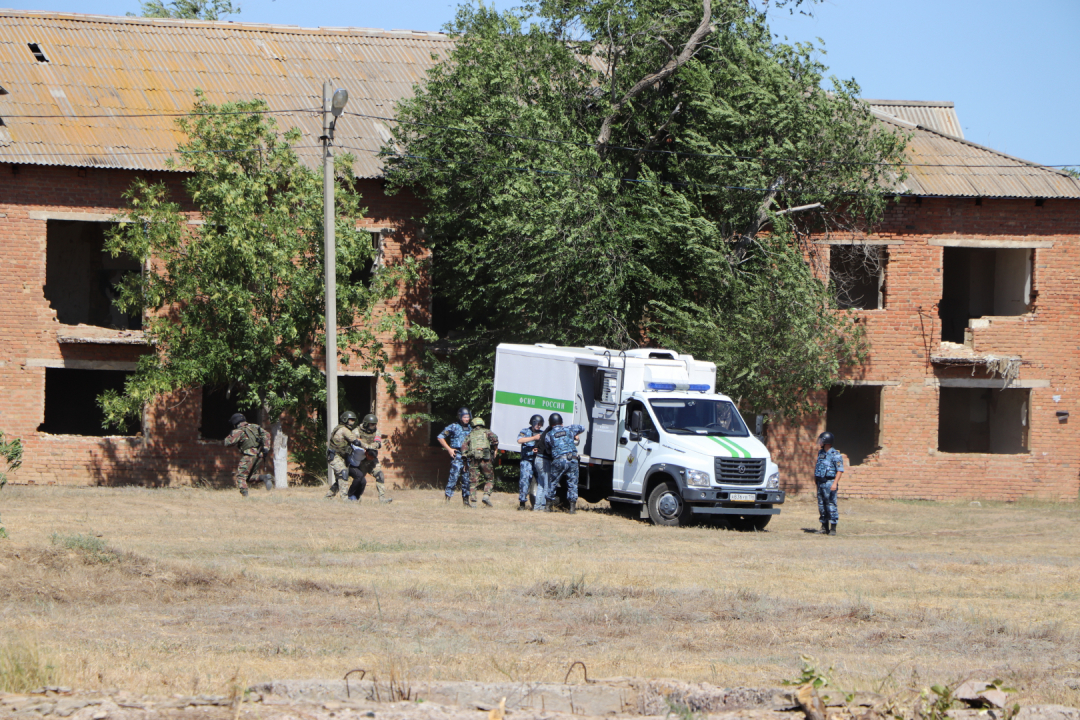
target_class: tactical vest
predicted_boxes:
[467,430,491,460]
[357,429,378,450]
[548,426,576,457]
[239,424,264,453]
[328,424,351,454]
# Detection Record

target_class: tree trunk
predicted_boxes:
[270,421,289,489]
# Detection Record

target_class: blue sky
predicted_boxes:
[16,0,1080,167]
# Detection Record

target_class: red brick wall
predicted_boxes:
[0,164,444,489]
[768,197,1080,501]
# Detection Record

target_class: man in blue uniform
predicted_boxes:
[814,431,844,535]
[543,412,585,514]
[438,407,473,507]
[516,414,545,511]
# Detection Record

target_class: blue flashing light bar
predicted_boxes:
[645,382,712,393]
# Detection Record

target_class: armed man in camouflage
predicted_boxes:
[326,410,361,499]
[516,414,545,510]
[461,417,499,508]
[543,412,586,514]
[352,413,393,504]
[224,413,270,497]
[437,407,473,507]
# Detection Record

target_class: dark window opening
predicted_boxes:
[27,43,49,62]
[938,387,1029,454]
[200,385,244,441]
[349,231,384,288]
[38,368,139,436]
[940,247,1032,342]
[45,220,142,329]
[830,245,886,310]
[826,385,882,466]
[339,374,375,419]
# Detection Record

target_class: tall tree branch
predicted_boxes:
[595,0,712,150]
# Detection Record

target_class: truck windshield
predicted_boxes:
[648,398,749,437]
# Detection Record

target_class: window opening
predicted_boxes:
[38,368,139,436]
[339,374,375,418]
[349,231,384,288]
[45,220,143,329]
[826,385,881,465]
[200,385,243,440]
[940,247,1032,342]
[830,245,886,310]
[938,387,1029,454]
[27,43,49,62]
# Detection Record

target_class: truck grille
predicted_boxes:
[714,457,765,485]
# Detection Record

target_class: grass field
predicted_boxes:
[2,486,1079,705]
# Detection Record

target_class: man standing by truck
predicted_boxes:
[517,414,544,510]
[814,431,843,535]
[461,417,499,507]
[438,407,473,507]
[543,413,585,514]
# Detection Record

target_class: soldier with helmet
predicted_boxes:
[542,412,585,514]
[325,410,361,499]
[460,418,499,507]
[224,412,270,497]
[814,431,844,535]
[516,414,545,510]
[437,407,473,506]
[352,412,393,504]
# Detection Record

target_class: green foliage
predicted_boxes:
[0,430,22,539]
[783,655,852,702]
[103,94,432,476]
[385,0,907,418]
[131,0,237,20]
[0,636,60,693]
[50,533,120,564]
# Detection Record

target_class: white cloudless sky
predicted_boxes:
[12,0,1080,167]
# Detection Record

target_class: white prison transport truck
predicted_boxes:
[490,344,785,528]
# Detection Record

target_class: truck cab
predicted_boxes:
[490,344,784,528]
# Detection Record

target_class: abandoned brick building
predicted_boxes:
[0,10,453,487]
[1,11,1077,499]
[769,100,1080,501]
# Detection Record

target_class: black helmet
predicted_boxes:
[529,414,544,428]
[457,407,472,423]
[548,412,563,427]
[229,413,246,427]
[340,410,359,427]
[362,413,378,430]
[818,431,835,446]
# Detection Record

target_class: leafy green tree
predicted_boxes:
[387,0,907,420]
[0,430,22,538]
[131,0,238,21]
[102,94,427,479]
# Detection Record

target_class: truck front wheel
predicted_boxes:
[647,480,689,527]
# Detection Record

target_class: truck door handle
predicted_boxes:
[619,437,628,445]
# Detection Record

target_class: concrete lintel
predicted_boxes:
[925,378,1051,389]
[26,358,140,371]
[928,238,1054,249]
[337,370,376,377]
[814,239,904,246]
[27,210,123,222]
[837,380,902,386]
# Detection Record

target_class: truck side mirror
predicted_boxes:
[630,410,643,437]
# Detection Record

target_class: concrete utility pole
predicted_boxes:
[322,80,349,477]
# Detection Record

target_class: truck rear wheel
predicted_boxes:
[647,480,689,527]
[729,515,771,532]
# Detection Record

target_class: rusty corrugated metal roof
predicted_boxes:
[0,10,452,177]
[866,99,964,138]
[875,112,1080,199]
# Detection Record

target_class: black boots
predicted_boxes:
[463,496,473,508]
[482,497,493,508]
[820,523,829,534]
[829,523,837,535]
[568,503,576,515]
[518,501,527,511]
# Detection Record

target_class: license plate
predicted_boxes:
[729,493,755,503]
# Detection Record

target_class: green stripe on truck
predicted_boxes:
[708,435,750,458]
[494,391,575,414]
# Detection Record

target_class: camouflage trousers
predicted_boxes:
[518,457,537,502]
[234,453,260,491]
[815,477,838,524]
[466,457,494,498]
[328,453,349,485]
[444,451,471,499]
[548,454,580,505]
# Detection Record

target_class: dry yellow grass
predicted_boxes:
[2,486,1079,705]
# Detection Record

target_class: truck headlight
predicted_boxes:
[685,469,710,487]
[766,472,779,489]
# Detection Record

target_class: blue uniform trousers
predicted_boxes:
[548,454,579,505]
[519,456,535,502]
[444,451,471,499]
[815,476,838,524]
